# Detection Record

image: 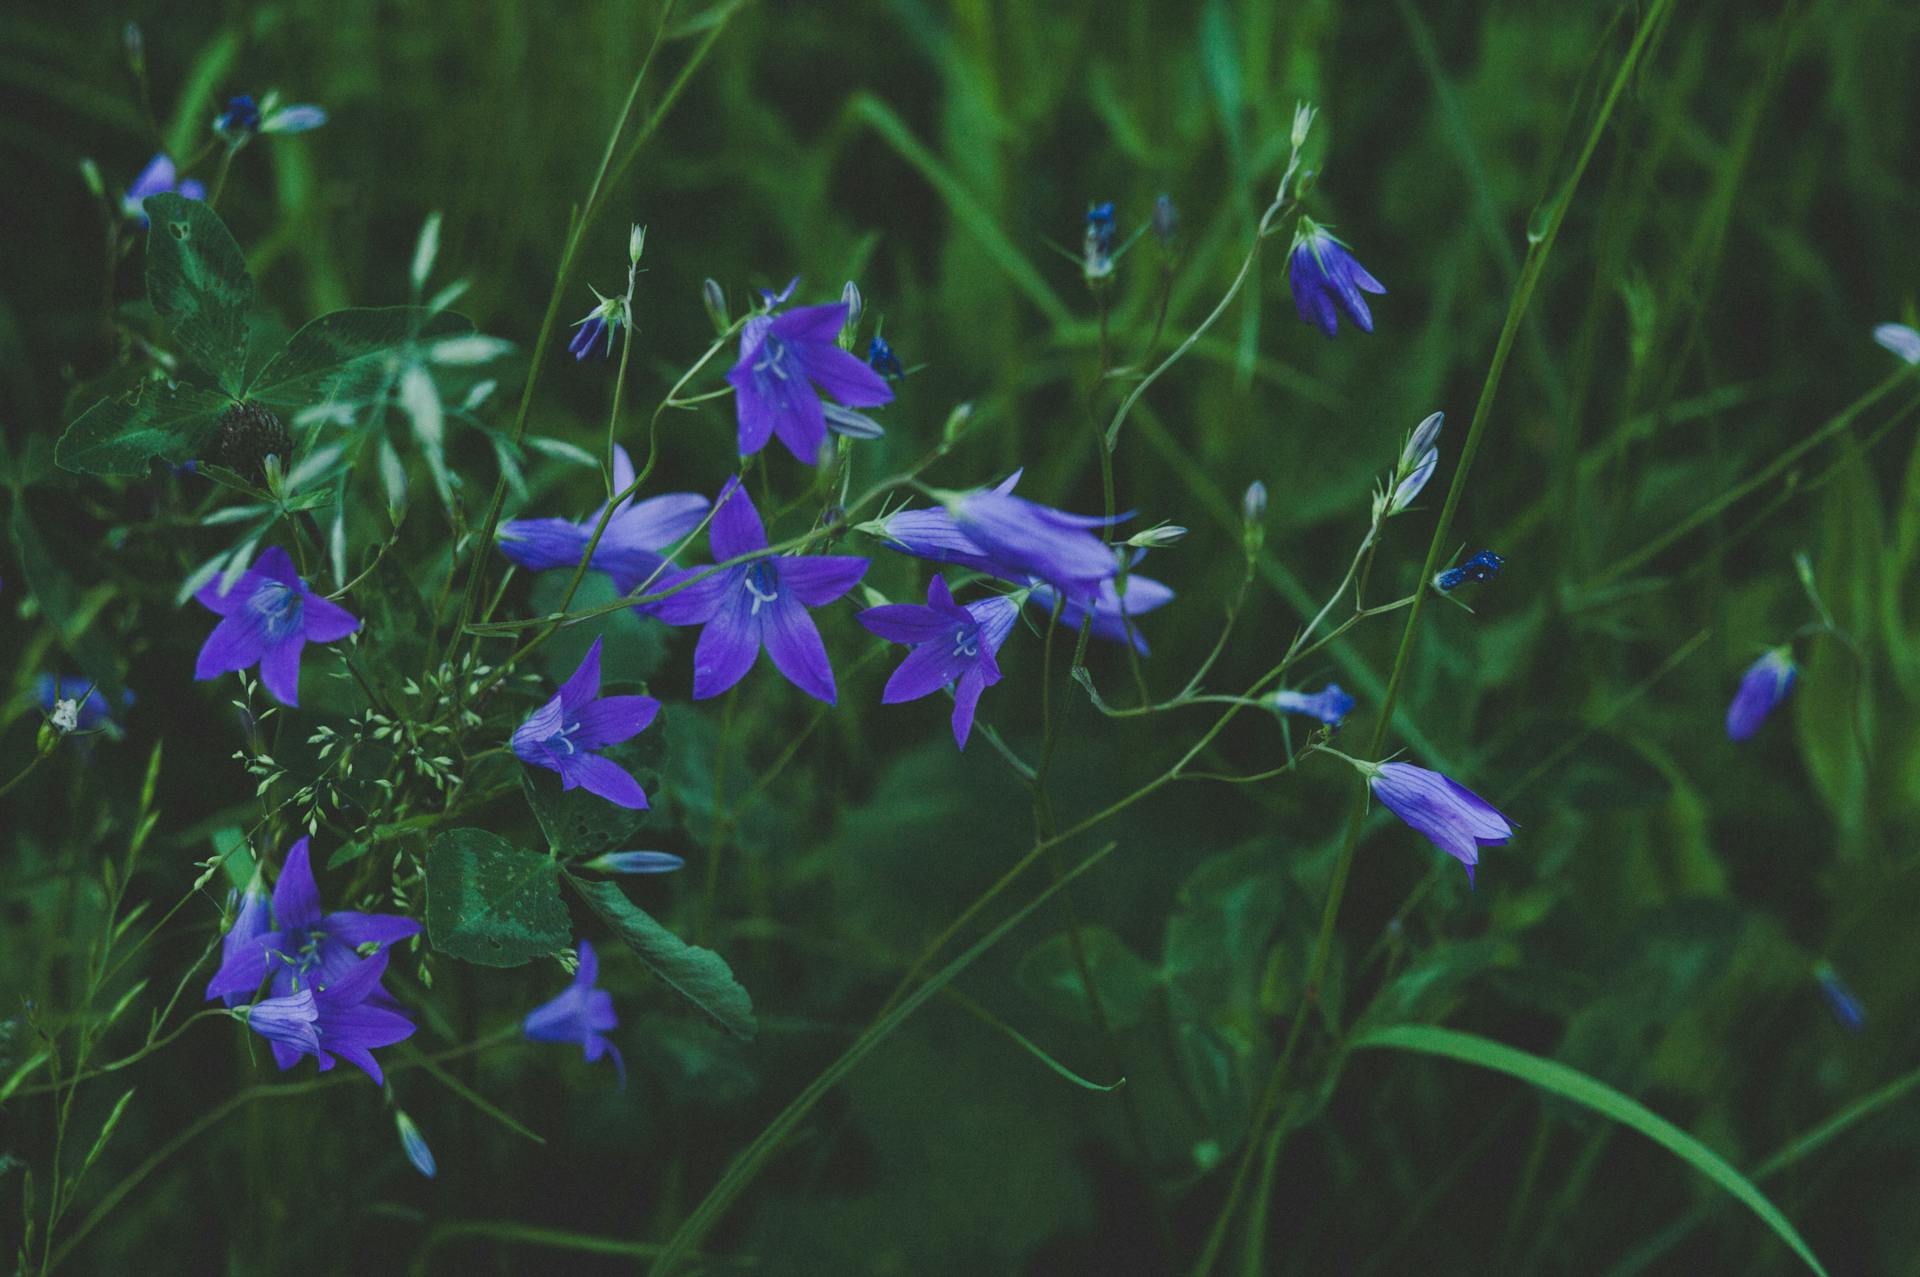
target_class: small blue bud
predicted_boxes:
[868,336,903,379]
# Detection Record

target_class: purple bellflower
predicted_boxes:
[942,485,1124,602]
[193,546,360,708]
[1873,323,1920,365]
[1345,758,1512,886]
[1271,683,1354,726]
[568,289,626,361]
[497,444,707,592]
[1288,219,1386,337]
[868,335,904,379]
[859,577,1021,749]
[122,154,205,223]
[524,939,624,1085]
[205,837,422,1005]
[242,948,416,1083]
[650,478,868,703]
[35,674,131,735]
[1726,647,1796,741]
[728,297,893,464]
[866,472,1025,579]
[1084,201,1117,279]
[511,637,660,809]
[1434,550,1505,594]
[214,94,262,136]
[1027,572,1173,654]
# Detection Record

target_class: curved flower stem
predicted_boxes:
[1188,3,1676,1268]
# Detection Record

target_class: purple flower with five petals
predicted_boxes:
[859,578,1021,749]
[205,837,422,1005]
[242,949,416,1083]
[1288,219,1386,337]
[524,939,624,1085]
[650,479,868,703]
[728,299,892,464]
[193,546,360,707]
[1726,647,1796,741]
[511,637,660,809]
[1356,760,1512,886]
[1027,573,1173,654]
[497,445,707,592]
[122,154,205,223]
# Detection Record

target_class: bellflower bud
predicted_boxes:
[628,223,647,266]
[701,278,730,335]
[839,281,863,349]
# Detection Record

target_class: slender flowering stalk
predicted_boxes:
[1725,646,1796,741]
[650,478,868,703]
[858,577,1021,749]
[511,637,660,808]
[1287,217,1386,336]
[192,546,361,707]
[524,940,625,1085]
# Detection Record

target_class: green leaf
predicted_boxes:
[9,501,123,704]
[1350,1024,1828,1277]
[567,874,756,1041]
[56,377,230,476]
[143,193,254,395]
[425,829,570,968]
[247,307,472,413]
[1016,927,1158,1029]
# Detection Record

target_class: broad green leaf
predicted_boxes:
[1017,927,1158,1029]
[520,728,665,860]
[56,377,230,476]
[246,307,472,413]
[567,874,756,1040]
[1351,1024,1828,1277]
[143,193,254,395]
[425,829,570,968]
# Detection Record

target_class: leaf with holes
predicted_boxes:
[567,875,755,1040]
[57,377,232,477]
[144,193,254,395]
[425,829,571,968]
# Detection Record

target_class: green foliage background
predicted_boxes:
[3,0,1919,1272]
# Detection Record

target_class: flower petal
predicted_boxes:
[798,344,893,409]
[570,695,660,751]
[561,751,649,808]
[882,641,968,704]
[769,302,848,344]
[301,592,361,644]
[645,566,734,626]
[858,603,952,644]
[951,667,990,750]
[325,910,424,949]
[257,633,306,706]
[761,593,836,703]
[195,613,269,679]
[558,637,604,711]
[690,587,761,699]
[272,837,324,930]
[779,555,869,607]
[708,479,768,561]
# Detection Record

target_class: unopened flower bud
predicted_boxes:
[395,1111,437,1178]
[701,278,729,335]
[585,851,687,875]
[1152,194,1179,245]
[1128,524,1188,549]
[839,281,863,349]
[79,158,105,200]
[1399,412,1443,473]
[1242,481,1268,524]
[1291,101,1317,152]
[628,223,647,265]
[942,401,974,445]
[123,24,145,74]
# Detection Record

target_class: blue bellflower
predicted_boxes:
[1356,760,1512,886]
[567,289,626,361]
[35,675,131,735]
[728,299,893,464]
[1084,201,1117,279]
[1872,323,1920,365]
[1726,647,1796,741]
[944,485,1125,602]
[242,949,416,1083]
[1434,550,1504,594]
[524,939,625,1084]
[511,637,660,809]
[122,154,205,223]
[868,335,903,379]
[650,478,868,703]
[1026,572,1174,654]
[859,577,1021,749]
[215,94,262,136]
[1271,683,1354,726]
[205,837,422,1004]
[497,444,707,592]
[193,546,361,707]
[868,473,1026,579]
[1288,219,1386,337]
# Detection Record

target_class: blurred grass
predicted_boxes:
[4,0,1920,1272]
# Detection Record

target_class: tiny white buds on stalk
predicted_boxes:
[628,223,647,266]
[1292,101,1318,151]
[1380,411,1442,518]
[1242,480,1268,555]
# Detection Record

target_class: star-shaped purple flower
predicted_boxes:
[243,948,417,1083]
[205,836,422,1005]
[728,298,892,464]
[1288,220,1386,337]
[945,485,1125,602]
[524,939,624,1085]
[650,478,868,703]
[497,445,708,592]
[859,577,1021,749]
[511,636,660,809]
[193,546,360,708]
